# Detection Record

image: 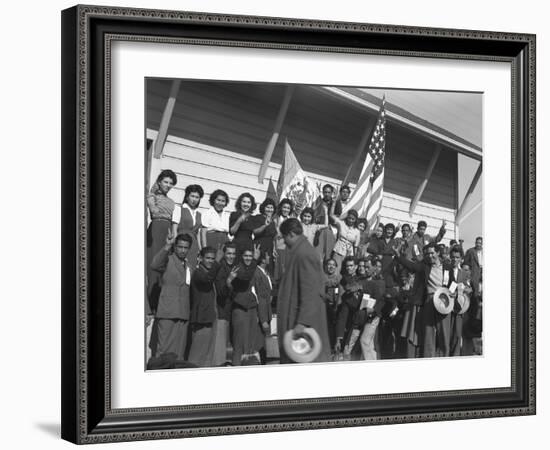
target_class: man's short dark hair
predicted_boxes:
[384,223,395,231]
[340,185,351,193]
[175,233,193,246]
[476,236,483,242]
[450,245,463,257]
[200,246,216,257]
[401,223,411,231]
[279,218,303,236]
[322,184,334,192]
[418,220,427,228]
[343,256,357,267]
[223,241,237,252]
[423,242,438,253]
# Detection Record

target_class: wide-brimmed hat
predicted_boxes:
[455,292,471,315]
[433,287,455,315]
[283,327,322,363]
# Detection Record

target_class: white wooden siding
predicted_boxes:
[147,130,456,243]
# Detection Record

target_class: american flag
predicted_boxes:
[342,96,386,230]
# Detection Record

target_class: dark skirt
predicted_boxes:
[205,230,229,251]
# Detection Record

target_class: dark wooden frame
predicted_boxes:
[61,4,536,444]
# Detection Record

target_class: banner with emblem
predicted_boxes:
[276,139,320,216]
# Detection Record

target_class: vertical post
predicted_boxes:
[258,85,295,183]
[341,117,376,187]
[153,79,181,159]
[409,144,441,217]
[455,163,483,222]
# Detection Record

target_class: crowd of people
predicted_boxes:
[145,169,483,369]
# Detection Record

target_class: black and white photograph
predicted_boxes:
[144,79,483,369]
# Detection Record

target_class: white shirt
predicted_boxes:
[201,207,230,232]
[477,250,483,268]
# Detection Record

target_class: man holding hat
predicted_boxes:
[446,246,473,356]
[394,241,452,358]
[277,218,331,364]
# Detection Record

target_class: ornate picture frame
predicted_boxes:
[61,4,535,444]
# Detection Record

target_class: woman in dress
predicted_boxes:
[200,189,230,251]
[299,206,329,248]
[329,207,361,273]
[146,169,178,314]
[273,198,294,284]
[174,184,204,270]
[229,192,257,257]
[252,198,277,275]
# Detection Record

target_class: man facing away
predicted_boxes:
[277,218,331,363]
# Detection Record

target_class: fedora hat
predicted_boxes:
[455,290,471,315]
[433,287,455,315]
[283,327,322,363]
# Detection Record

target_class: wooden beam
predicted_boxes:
[455,163,483,222]
[258,85,295,183]
[409,144,441,217]
[341,117,375,187]
[458,199,482,223]
[153,79,181,159]
[314,86,483,161]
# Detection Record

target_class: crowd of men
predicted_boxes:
[146,170,483,369]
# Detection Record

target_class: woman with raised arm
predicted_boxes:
[329,204,361,272]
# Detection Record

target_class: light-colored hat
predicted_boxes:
[455,292,471,315]
[433,287,455,315]
[283,327,322,363]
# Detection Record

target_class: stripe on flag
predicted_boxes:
[342,96,387,231]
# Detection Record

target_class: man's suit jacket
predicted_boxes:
[253,267,273,326]
[190,262,220,325]
[463,247,482,295]
[397,256,432,306]
[150,248,191,320]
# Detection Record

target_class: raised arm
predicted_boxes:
[433,219,447,243]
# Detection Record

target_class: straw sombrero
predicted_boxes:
[283,327,322,363]
[433,287,455,315]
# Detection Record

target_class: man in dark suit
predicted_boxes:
[253,251,274,364]
[277,218,331,363]
[463,236,483,297]
[150,232,193,361]
[447,246,473,356]
[395,242,452,358]
[212,242,238,366]
[187,246,224,367]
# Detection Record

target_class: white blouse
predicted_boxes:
[201,207,230,232]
